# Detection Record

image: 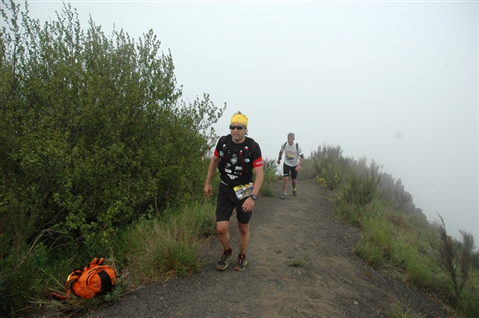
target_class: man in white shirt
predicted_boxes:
[277,132,304,199]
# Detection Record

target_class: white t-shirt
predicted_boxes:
[280,142,303,167]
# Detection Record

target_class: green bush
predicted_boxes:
[0,0,224,315]
[340,169,380,208]
[1,0,223,252]
[260,158,280,197]
[435,215,476,309]
[296,157,316,180]
[456,284,479,317]
[311,144,351,190]
[0,245,47,317]
[354,239,384,267]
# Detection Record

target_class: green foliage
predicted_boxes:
[0,242,86,317]
[377,172,423,216]
[296,157,316,180]
[0,245,46,317]
[287,255,308,267]
[471,250,479,269]
[455,274,479,318]
[0,0,224,254]
[260,158,280,197]
[311,144,351,190]
[354,238,384,267]
[326,151,479,317]
[388,302,426,318]
[0,0,224,315]
[434,214,476,308]
[121,200,216,286]
[335,203,361,227]
[339,168,380,208]
[354,214,394,267]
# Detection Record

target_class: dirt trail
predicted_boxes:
[81,179,449,318]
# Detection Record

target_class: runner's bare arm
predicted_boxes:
[204,156,219,197]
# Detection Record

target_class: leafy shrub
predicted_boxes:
[434,214,475,308]
[260,159,280,197]
[354,239,384,267]
[296,157,316,180]
[339,169,380,208]
[455,284,479,317]
[310,144,352,190]
[1,0,223,253]
[0,0,224,315]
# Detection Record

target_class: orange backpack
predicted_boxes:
[52,257,116,300]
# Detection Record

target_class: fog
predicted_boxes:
[25,1,478,246]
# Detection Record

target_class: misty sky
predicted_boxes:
[21,1,478,245]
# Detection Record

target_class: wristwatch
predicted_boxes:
[250,194,257,201]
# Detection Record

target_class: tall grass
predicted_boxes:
[121,200,216,287]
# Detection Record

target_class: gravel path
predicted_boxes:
[77,179,449,318]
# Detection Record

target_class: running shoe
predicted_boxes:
[292,189,297,196]
[234,254,248,271]
[216,248,233,271]
[281,193,287,199]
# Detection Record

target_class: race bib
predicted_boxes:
[233,183,254,200]
[286,153,295,160]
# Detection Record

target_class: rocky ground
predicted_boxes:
[74,178,449,318]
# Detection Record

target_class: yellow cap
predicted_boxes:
[230,112,248,127]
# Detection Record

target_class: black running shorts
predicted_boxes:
[282,163,298,179]
[216,182,252,224]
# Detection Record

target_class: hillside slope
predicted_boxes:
[81,179,449,318]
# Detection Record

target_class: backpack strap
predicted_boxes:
[283,142,299,152]
[51,268,83,301]
[246,138,257,157]
[51,291,68,301]
[64,269,83,295]
[219,134,254,160]
[90,257,105,266]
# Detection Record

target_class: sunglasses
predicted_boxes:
[229,125,245,130]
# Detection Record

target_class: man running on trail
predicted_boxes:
[277,132,304,199]
[204,111,264,271]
